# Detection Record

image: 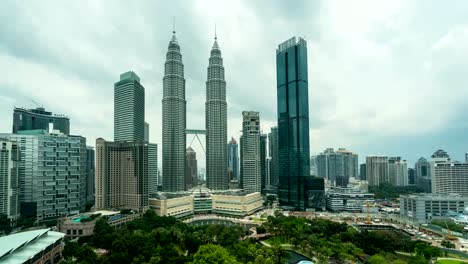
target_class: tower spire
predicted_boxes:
[215,23,217,40]
[173,16,176,34]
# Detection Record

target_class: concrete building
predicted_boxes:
[205,34,228,191]
[388,157,408,186]
[260,134,267,191]
[85,146,95,205]
[186,147,198,190]
[162,30,186,192]
[114,71,145,142]
[212,192,263,217]
[0,130,87,223]
[13,106,70,135]
[0,138,20,221]
[240,111,261,193]
[316,148,358,187]
[400,194,468,223]
[310,156,317,176]
[366,156,389,186]
[227,137,239,182]
[326,187,374,212]
[148,143,158,197]
[268,126,279,186]
[276,37,310,210]
[95,138,148,212]
[430,150,468,196]
[0,228,65,264]
[149,194,194,219]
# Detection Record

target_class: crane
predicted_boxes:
[444,220,457,241]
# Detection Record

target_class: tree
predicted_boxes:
[93,218,114,249]
[190,244,239,264]
[0,214,12,235]
[441,240,456,249]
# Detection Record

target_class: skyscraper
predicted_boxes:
[85,146,95,205]
[360,163,366,180]
[162,30,186,192]
[186,147,198,189]
[240,111,261,193]
[227,137,239,182]
[408,168,416,185]
[13,107,70,135]
[316,148,358,187]
[144,122,149,142]
[388,157,408,186]
[0,138,19,221]
[260,134,267,191]
[276,37,310,210]
[206,34,228,190]
[366,156,389,186]
[148,143,158,197]
[268,126,279,186]
[114,71,145,142]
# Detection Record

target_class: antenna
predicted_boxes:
[173,16,175,34]
[215,23,217,40]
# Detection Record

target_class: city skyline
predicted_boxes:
[1,1,468,167]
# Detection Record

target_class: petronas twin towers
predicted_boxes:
[162,30,228,192]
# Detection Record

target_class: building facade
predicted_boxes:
[114,71,145,142]
[13,107,70,135]
[430,150,468,196]
[276,37,310,211]
[400,194,468,223]
[85,146,95,205]
[205,35,228,191]
[227,137,239,182]
[95,138,148,211]
[360,163,366,180]
[260,134,267,191]
[0,138,20,221]
[0,131,87,222]
[316,148,358,187]
[388,157,408,186]
[162,31,186,192]
[268,126,279,187]
[366,156,389,186]
[148,143,158,197]
[186,147,198,190]
[326,187,374,212]
[240,111,261,193]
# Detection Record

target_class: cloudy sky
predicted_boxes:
[1,0,468,168]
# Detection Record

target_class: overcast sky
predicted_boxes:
[1,0,468,168]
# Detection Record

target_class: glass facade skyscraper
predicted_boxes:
[227,138,239,182]
[13,107,70,135]
[268,126,279,187]
[276,37,310,210]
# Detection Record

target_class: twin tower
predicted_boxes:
[162,30,227,192]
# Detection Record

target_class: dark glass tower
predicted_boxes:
[276,37,310,210]
[13,107,70,135]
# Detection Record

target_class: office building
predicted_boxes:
[240,111,261,193]
[13,106,70,135]
[304,177,326,211]
[95,138,148,212]
[408,168,415,185]
[260,134,267,190]
[85,146,95,205]
[114,71,145,142]
[0,130,87,222]
[148,143,158,197]
[227,137,239,182]
[276,37,310,211]
[186,147,198,190]
[162,30,186,192]
[366,156,389,186]
[0,228,65,264]
[316,148,358,187]
[144,122,149,142]
[268,126,279,186]
[400,194,468,224]
[0,138,20,221]
[360,163,366,180]
[310,156,317,176]
[388,157,408,186]
[430,150,468,196]
[326,187,374,212]
[205,34,228,191]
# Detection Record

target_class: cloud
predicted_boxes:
[1,0,468,168]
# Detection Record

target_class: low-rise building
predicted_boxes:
[149,194,194,219]
[212,192,263,216]
[326,187,374,212]
[400,194,468,224]
[0,228,65,264]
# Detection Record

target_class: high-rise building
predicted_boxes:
[408,168,416,185]
[114,71,145,142]
[260,134,267,191]
[388,157,408,186]
[430,150,468,196]
[186,147,198,190]
[466,153,468,163]
[0,131,87,222]
[276,37,311,211]
[415,157,430,179]
[95,138,148,211]
[268,126,279,186]
[148,143,158,197]
[360,163,366,180]
[366,156,389,186]
[0,138,20,221]
[227,137,239,182]
[144,122,149,142]
[85,146,95,205]
[310,156,317,176]
[13,107,70,135]
[162,30,186,192]
[205,34,228,191]
[240,111,261,193]
[316,148,358,187]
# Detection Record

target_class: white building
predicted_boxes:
[0,138,20,221]
[366,156,389,186]
[240,111,261,193]
[388,157,408,186]
[430,150,468,196]
[400,193,468,224]
[326,187,374,212]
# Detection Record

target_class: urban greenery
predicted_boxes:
[432,219,466,234]
[369,182,424,199]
